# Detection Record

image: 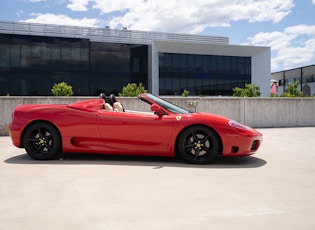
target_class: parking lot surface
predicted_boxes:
[1,127,315,230]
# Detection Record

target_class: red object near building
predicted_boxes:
[9,93,262,164]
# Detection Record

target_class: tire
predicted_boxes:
[177,126,220,164]
[23,122,61,160]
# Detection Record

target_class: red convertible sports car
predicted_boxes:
[9,93,262,164]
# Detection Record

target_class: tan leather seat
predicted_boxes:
[113,102,124,112]
[110,94,124,112]
[104,103,113,111]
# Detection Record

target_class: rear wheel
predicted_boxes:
[177,126,220,164]
[23,122,61,160]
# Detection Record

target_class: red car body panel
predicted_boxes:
[9,95,262,159]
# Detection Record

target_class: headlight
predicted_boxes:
[228,120,251,130]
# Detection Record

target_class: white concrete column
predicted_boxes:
[148,42,159,95]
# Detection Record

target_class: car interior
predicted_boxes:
[99,93,124,112]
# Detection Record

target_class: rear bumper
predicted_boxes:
[9,123,22,148]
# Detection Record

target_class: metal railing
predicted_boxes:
[0,21,229,45]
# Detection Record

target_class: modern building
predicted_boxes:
[271,65,315,96]
[0,21,270,96]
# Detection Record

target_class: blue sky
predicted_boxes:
[0,0,314,72]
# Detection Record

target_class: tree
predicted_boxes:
[119,82,147,97]
[281,81,303,97]
[51,82,73,96]
[232,84,261,97]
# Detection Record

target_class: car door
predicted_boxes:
[97,110,175,154]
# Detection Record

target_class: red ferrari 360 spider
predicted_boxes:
[9,93,262,164]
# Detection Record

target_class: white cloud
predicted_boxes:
[22,0,295,34]
[64,0,294,33]
[67,0,90,11]
[313,0,315,4]
[248,24,315,71]
[55,0,67,4]
[16,10,24,17]
[92,0,144,14]
[21,0,304,72]
[22,13,100,27]
[29,0,46,2]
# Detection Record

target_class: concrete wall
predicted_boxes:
[1,96,314,135]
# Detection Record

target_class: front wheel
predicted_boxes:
[177,126,220,164]
[23,122,61,160]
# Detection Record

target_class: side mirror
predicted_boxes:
[151,103,163,116]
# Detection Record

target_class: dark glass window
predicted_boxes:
[61,47,71,60]
[159,52,251,96]
[10,45,20,67]
[0,34,91,95]
[21,45,30,68]
[0,44,9,70]
[90,42,148,95]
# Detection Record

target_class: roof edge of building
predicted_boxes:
[0,20,229,45]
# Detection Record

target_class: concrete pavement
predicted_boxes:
[1,127,315,230]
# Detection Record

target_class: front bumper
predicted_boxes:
[221,130,263,157]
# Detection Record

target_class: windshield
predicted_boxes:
[145,94,190,114]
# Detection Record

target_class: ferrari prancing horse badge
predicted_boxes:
[176,116,182,121]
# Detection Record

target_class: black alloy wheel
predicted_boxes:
[177,126,220,164]
[23,122,61,160]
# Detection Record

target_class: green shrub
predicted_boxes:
[182,90,189,97]
[119,82,147,97]
[51,82,73,96]
[233,84,261,97]
[281,81,303,97]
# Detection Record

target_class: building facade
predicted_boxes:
[0,21,270,96]
[271,65,315,96]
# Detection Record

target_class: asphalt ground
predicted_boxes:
[1,127,315,230]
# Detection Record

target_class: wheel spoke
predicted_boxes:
[200,134,210,144]
[201,146,211,152]
[45,134,53,141]
[184,142,195,148]
[44,143,52,152]
[29,138,39,142]
[191,131,198,142]
[35,145,43,154]
[194,149,200,159]
[37,128,44,138]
